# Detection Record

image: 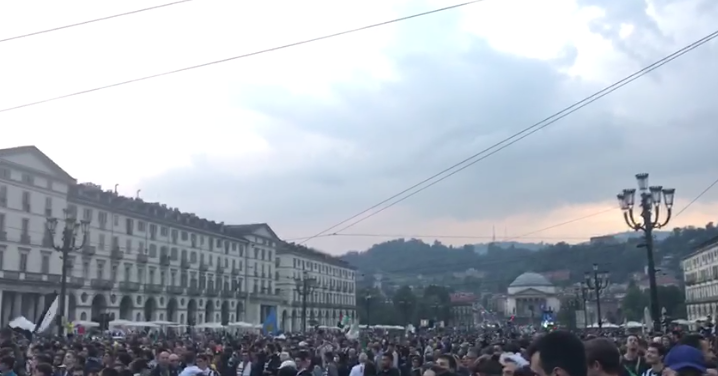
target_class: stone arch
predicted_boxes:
[119,296,133,320]
[166,298,178,322]
[144,297,157,321]
[90,294,107,322]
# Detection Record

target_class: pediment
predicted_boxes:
[0,146,74,181]
[510,288,552,296]
[253,224,277,239]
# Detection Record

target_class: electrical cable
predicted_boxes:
[0,0,197,44]
[288,206,617,242]
[298,29,718,244]
[673,176,718,219]
[0,0,485,114]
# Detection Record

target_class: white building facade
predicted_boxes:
[504,272,561,324]
[0,146,356,331]
[683,236,718,321]
[277,242,356,331]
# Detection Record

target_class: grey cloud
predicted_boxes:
[140,0,718,243]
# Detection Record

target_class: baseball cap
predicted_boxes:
[665,345,706,373]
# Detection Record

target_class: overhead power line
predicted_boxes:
[0,0,485,114]
[673,176,718,218]
[0,0,197,44]
[287,233,596,241]
[298,29,718,245]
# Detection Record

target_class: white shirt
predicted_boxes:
[349,363,364,376]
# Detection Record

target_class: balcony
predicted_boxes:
[0,231,5,241]
[216,264,224,275]
[221,290,234,298]
[119,281,140,292]
[82,245,96,256]
[20,234,31,245]
[143,284,164,294]
[160,255,171,267]
[91,279,113,290]
[180,258,190,269]
[236,290,247,299]
[187,286,202,296]
[232,267,241,275]
[68,277,85,288]
[110,247,124,260]
[167,286,185,295]
[136,253,148,263]
[199,262,209,272]
[205,287,218,297]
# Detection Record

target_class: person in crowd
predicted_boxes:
[528,331,587,376]
[663,345,705,376]
[586,338,621,376]
[378,353,400,376]
[642,343,665,376]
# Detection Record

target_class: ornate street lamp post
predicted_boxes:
[617,173,675,332]
[294,270,317,333]
[585,263,610,329]
[46,209,90,336]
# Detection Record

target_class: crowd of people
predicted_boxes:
[2,325,715,376]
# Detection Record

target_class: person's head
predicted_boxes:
[241,351,250,362]
[381,353,394,369]
[33,363,53,376]
[64,352,77,367]
[196,354,210,370]
[168,354,180,368]
[156,351,170,367]
[585,338,621,376]
[645,343,666,366]
[70,367,84,376]
[358,353,368,365]
[295,351,311,370]
[528,331,586,376]
[99,368,119,376]
[424,365,445,376]
[664,345,705,376]
[626,336,639,352]
[436,355,454,371]
[0,356,15,373]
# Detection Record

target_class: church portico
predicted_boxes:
[505,272,561,324]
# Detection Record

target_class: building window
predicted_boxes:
[0,168,9,179]
[83,261,90,278]
[45,197,52,217]
[19,253,28,272]
[21,218,29,235]
[21,173,34,185]
[99,234,106,250]
[21,191,31,212]
[41,254,50,274]
[83,208,93,222]
[0,186,6,207]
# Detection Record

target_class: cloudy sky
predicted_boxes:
[1,0,717,254]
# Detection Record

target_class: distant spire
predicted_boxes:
[492,225,496,243]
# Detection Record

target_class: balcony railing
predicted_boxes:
[180,258,190,269]
[187,286,202,296]
[216,264,224,274]
[110,247,124,260]
[167,286,185,295]
[20,234,31,245]
[136,254,148,263]
[199,262,209,272]
[82,245,96,256]
[119,281,140,292]
[91,279,113,290]
[0,231,6,241]
[68,277,85,288]
[143,284,164,294]
[160,255,171,267]
[205,287,218,297]
[221,290,234,298]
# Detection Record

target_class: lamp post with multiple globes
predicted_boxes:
[585,263,610,329]
[617,173,675,332]
[46,209,90,336]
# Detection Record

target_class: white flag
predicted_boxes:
[36,295,59,333]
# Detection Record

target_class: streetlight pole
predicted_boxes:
[363,295,373,325]
[617,173,675,333]
[584,263,610,329]
[46,209,90,337]
[578,284,589,329]
[294,271,316,333]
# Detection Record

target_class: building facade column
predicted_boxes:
[12,293,22,318]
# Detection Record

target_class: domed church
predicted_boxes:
[504,272,561,323]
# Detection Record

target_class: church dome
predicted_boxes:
[509,272,552,287]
